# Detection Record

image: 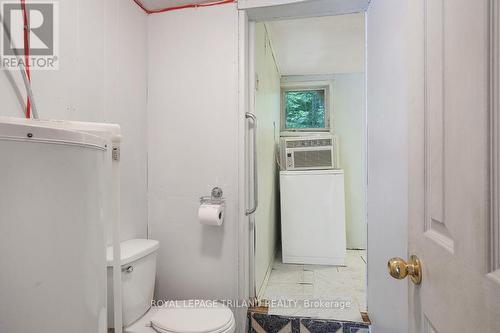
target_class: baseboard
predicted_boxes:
[256,248,277,300]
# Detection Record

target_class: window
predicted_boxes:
[282,87,329,131]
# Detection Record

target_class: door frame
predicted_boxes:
[239,0,414,333]
[236,3,406,331]
[236,0,373,301]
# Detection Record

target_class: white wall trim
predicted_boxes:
[489,0,500,274]
[366,1,408,331]
[238,10,250,303]
[282,74,337,83]
[237,10,252,333]
[256,248,277,300]
[280,79,333,87]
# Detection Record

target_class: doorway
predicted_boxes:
[248,13,368,323]
[240,1,415,332]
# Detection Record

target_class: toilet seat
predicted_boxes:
[149,302,235,333]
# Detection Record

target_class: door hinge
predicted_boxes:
[112,146,120,161]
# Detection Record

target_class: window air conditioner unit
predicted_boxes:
[280,135,339,171]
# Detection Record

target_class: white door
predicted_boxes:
[399,0,500,332]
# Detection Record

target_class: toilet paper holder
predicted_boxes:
[200,187,225,205]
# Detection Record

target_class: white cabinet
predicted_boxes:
[280,169,347,265]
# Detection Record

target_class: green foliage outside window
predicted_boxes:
[284,90,326,129]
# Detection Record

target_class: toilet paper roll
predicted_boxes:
[198,204,225,226]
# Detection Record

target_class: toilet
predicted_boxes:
[107,239,236,333]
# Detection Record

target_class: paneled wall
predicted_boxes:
[147,3,240,301]
[254,23,281,294]
[0,0,148,243]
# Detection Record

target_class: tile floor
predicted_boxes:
[260,250,367,323]
[248,312,370,333]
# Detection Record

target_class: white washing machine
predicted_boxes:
[280,169,346,265]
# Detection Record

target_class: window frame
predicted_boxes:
[280,82,331,133]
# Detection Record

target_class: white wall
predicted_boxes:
[147,3,240,302]
[367,1,408,332]
[333,73,366,249]
[0,0,148,243]
[254,23,281,294]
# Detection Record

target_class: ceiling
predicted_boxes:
[140,0,215,10]
[243,0,369,22]
[266,13,365,76]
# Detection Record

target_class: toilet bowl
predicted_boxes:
[107,239,235,333]
[125,304,236,333]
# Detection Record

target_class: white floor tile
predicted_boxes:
[267,270,304,284]
[264,282,313,297]
[261,250,367,321]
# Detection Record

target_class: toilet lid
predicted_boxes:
[150,301,234,333]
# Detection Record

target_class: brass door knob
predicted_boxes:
[388,255,422,285]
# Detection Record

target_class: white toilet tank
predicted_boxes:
[107,239,160,328]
